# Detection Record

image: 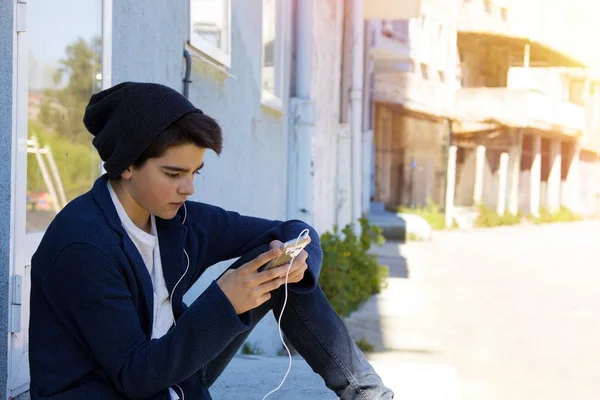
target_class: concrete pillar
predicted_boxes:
[546,138,562,213]
[497,152,509,216]
[378,110,392,203]
[445,146,457,228]
[473,145,486,205]
[361,130,373,216]
[508,129,523,215]
[530,135,542,217]
[564,142,581,212]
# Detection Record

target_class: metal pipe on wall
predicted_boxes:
[183,49,192,99]
[350,0,364,223]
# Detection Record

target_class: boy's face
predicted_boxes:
[124,143,206,220]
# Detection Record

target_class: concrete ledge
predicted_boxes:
[368,209,433,242]
[210,355,462,400]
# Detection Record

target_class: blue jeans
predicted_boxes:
[186,250,394,399]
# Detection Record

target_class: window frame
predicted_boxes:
[261,0,285,112]
[9,0,112,396]
[189,0,232,68]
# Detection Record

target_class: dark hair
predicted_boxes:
[132,111,222,169]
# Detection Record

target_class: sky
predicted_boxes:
[28,0,102,90]
[29,0,101,63]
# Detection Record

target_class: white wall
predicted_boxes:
[112,0,350,356]
[0,1,15,396]
[310,0,345,233]
[112,0,294,356]
[579,159,600,216]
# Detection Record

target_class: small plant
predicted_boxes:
[407,232,424,241]
[319,218,389,318]
[355,337,376,353]
[241,342,263,356]
[529,206,582,224]
[475,204,522,227]
[396,201,450,230]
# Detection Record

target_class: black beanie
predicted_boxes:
[83,81,203,179]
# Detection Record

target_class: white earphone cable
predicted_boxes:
[170,203,189,399]
[171,202,190,328]
[263,228,310,400]
[175,202,308,400]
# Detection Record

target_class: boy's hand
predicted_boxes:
[217,247,291,315]
[268,240,309,284]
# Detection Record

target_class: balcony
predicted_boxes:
[457,0,512,38]
[457,1,585,67]
[373,71,455,118]
[455,88,585,136]
[369,20,413,64]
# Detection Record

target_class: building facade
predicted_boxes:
[453,0,600,221]
[368,0,600,221]
[368,0,459,209]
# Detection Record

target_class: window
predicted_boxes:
[25,0,105,233]
[189,0,231,67]
[262,0,284,110]
[569,79,586,106]
[397,60,415,73]
[421,63,430,80]
[382,20,409,44]
[484,0,493,15]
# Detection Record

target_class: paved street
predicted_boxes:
[17,221,600,400]
[350,220,600,400]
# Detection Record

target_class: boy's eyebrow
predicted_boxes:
[161,162,205,172]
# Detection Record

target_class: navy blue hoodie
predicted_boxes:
[28,175,321,399]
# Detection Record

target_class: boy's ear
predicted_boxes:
[120,166,133,180]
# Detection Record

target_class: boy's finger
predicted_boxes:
[269,240,284,250]
[255,264,290,284]
[243,248,282,273]
[279,260,306,278]
[257,277,285,295]
[296,250,308,263]
[286,270,305,283]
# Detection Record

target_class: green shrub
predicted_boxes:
[529,206,582,224]
[241,342,263,356]
[355,337,376,353]
[475,204,522,227]
[319,218,389,318]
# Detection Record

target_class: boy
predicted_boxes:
[28,82,393,399]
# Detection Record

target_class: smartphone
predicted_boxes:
[263,234,311,271]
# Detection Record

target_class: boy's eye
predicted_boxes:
[194,170,201,175]
[165,172,179,178]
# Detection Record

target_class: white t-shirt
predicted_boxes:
[107,182,180,400]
